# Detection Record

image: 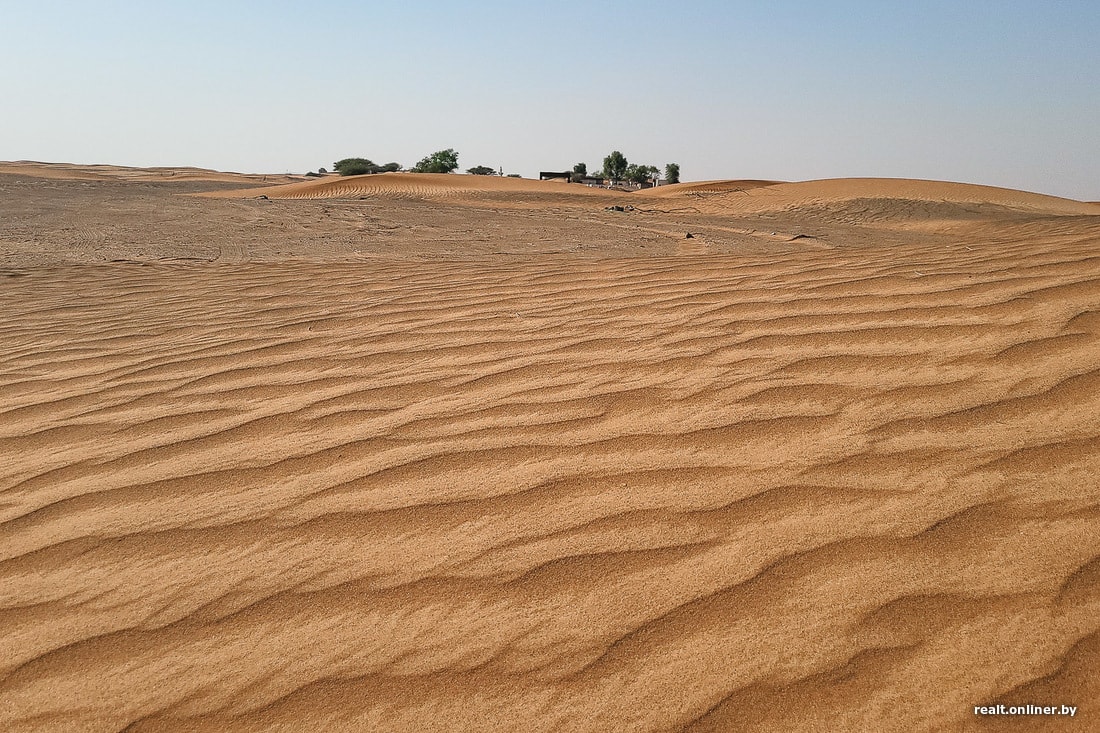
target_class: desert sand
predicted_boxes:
[1,162,1098,732]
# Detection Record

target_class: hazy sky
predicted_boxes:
[3,1,1098,198]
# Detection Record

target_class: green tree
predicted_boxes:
[624,164,659,184]
[573,162,587,175]
[412,148,459,173]
[333,158,379,176]
[602,151,628,181]
[466,165,496,175]
[378,162,401,173]
[665,162,680,184]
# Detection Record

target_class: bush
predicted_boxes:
[412,149,459,174]
[333,158,380,176]
[466,165,496,175]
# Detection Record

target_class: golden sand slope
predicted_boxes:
[199,171,622,204]
[202,173,1098,234]
[204,172,1096,215]
[636,177,1100,218]
[638,179,783,196]
[0,168,1098,731]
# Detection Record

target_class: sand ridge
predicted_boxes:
[196,171,626,207]
[637,179,783,196]
[203,171,1097,214]
[636,177,1100,219]
[0,161,305,185]
[0,165,1098,732]
[199,173,1100,240]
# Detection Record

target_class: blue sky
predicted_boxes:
[2,1,1098,198]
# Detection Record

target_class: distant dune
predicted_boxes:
[198,171,618,203]
[635,177,1100,218]
[1,163,1098,732]
[204,171,1098,221]
[638,179,784,196]
[0,160,305,185]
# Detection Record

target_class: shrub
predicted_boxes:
[333,158,380,176]
[411,149,459,173]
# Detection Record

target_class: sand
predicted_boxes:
[1,163,1098,732]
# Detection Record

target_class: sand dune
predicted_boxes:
[199,171,622,206]
[0,161,304,185]
[638,179,784,196]
[204,172,1098,230]
[636,177,1100,219]
[1,165,1098,731]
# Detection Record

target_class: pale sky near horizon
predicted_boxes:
[2,1,1098,199]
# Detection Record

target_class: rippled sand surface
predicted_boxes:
[1,164,1098,731]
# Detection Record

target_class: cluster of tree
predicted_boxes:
[333,158,401,176]
[327,149,679,183]
[600,151,680,185]
[331,149,466,176]
[569,153,680,185]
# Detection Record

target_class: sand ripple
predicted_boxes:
[2,209,1099,730]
